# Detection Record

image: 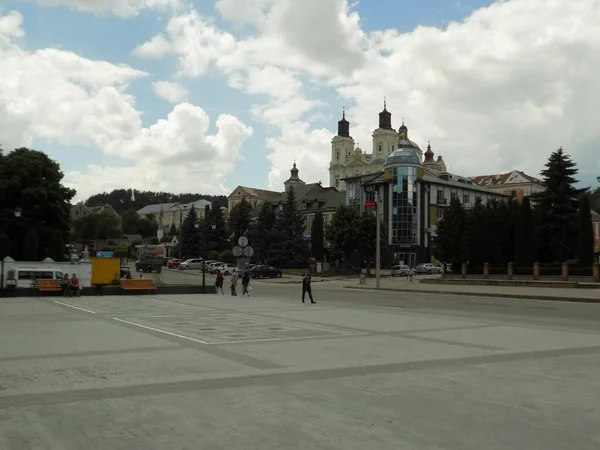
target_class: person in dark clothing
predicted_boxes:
[215,270,224,295]
[302,271,316,304]
[241,271,251,297]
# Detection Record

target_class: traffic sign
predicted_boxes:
[232,246,243,257]
[238,236,248,247]
[243,246,254,258]
[96,251,114,258]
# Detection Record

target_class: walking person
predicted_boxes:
[301,270,316,304]
[241,270,251,297]
[215,270,225,295]
[230,269,239,296]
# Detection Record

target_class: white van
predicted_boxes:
[4,268,67,288]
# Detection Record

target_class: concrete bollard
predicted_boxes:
[533,262,540,280]
[593,263,599,283]
[483,262,489,279]
[561,262,569,281]
[461,262,467,279]
[507,262,514,280]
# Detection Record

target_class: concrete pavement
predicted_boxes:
[1,287,600,449]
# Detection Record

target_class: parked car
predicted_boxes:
[415,263,442,274]
[202,260,219,271]
[166,258,180,268]
[391,265,411,277]
[208,262,224,273]
[216,263,237,275]
[179,258,204,270]
[250,265,282,279]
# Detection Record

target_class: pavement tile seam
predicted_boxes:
[3,344,600,409]
[0,346,181,364]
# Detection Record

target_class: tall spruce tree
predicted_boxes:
[310,211,325,261]
[254,201,277,264]
[577,195,594,265]
[465,197,488,266]
[531,148,585,262]
[435,197,467,266]
[227,197,253,240]
[272,187,308,267]
[180,205,201,259]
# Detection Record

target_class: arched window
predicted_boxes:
[336,150,340,160]
[335,178,340,188]
[378,144,382,153]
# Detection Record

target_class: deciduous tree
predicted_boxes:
[310,211,325,261]
[577,195,594,265]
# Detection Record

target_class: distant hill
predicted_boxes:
[84,189,228,214]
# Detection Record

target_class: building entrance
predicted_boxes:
[394,252,416,268]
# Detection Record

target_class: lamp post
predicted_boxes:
[1,207,23,297]
[375,191,381,289]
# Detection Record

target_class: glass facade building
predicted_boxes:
[392,166,418,246]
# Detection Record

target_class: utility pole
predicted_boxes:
[375,189,381,289]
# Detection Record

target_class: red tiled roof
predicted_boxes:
[471,170,542,187]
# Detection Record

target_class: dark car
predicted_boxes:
[250,265,282,279]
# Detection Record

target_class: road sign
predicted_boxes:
[232,246,243,257]
[96,251,114,258]
[243,246,254,258]
[238,236,248,247]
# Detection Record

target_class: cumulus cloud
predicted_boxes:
[135,0,600,190]
[65,104,253,200]
[0,10,253,201]
[151,80,188,103]
[27,0,184,17]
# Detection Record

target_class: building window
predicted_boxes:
[463,194,469,204]
[378,144,382,153]
[335,178,340,188]
[336,149,340,160]
[475,195,481,203]
[391,166,419,247]
[451,192,457,201]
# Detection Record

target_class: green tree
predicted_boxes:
[514,197,536,265]
[588,186,600,213]
[310,211,325,261]
[253,201,277,263]
[228,197,253,239]
[220,249,235,263]
[531,148,585,262]
[326,205,360,268]
[47,229,65,261]
[0,148,75,261]
[203,205,227,252]
[271,187,308,267]
[465,197,488,266]
[357,210,384,274]
[0,232,10,259]
[23,228,39,261]
[435,197,467,266]
[120,209,139,234]
[73,212,121,241]
[577,195,595,265]
[180,206,201,259]
[135,217,158,238]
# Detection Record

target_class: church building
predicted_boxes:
[329,102,421,191]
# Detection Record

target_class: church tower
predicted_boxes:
[330,108,355,190]
[372,100,398,162]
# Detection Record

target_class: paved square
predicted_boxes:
[1,291,600,449]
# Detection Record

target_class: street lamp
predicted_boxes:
[1,208,23,297]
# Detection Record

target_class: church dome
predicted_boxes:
[384,148,421,167]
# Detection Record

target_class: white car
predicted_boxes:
[216,264,237,275]
[179,258,204,270]
[208,262,224,273]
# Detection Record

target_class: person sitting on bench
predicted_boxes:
[69,273,81,297]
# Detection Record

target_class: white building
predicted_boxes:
[329,103,422,191]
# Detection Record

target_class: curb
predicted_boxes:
[343,285,600,304]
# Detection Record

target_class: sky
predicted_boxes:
[1,0,599,202]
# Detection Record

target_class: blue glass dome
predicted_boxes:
[384,147,421,167]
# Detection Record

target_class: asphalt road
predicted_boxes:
[4,270,598,448]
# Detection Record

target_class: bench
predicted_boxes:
[36,279,62,294]
[120,279,156,294]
